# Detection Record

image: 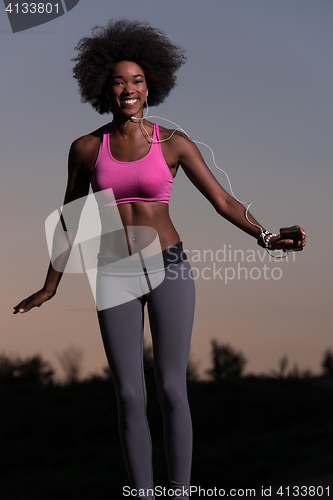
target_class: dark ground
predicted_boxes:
[1,365,333,500]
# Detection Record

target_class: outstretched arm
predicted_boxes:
[173,134,305,250]
[13,135,98,314]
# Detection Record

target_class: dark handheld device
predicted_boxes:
[279,226,303,252]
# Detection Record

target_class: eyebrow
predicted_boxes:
[112,74,144,79]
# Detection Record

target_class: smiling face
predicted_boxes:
[107,61,148,119]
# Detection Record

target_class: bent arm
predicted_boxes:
[177,136,264,238]
[175,135,305,250]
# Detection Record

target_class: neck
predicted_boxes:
[111,114,146,137]
[112,109,144,127]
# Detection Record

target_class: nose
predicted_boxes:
[122,83,134,95]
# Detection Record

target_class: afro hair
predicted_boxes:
[72,19,187,114]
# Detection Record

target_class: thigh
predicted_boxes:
[147,261,195,380]
[97,299,146,391]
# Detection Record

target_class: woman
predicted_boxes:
[13,20,305,500]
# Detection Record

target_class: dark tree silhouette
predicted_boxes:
[269,355,313,379]
[143,343,154,371]
[206,340,247,381]
[321,348,333,377]
[186,353,199,382]
[270,355,289,378]
[56,345,83,384]
[0,353,54,388]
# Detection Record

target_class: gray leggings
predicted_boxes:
[97,258,195,500]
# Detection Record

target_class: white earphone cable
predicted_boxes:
[130,99,287,258]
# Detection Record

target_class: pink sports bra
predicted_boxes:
[91,123,174,206]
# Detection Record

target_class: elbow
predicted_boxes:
[215,204,225,217]
[214,196,233,217]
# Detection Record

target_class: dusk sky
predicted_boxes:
[1,0,332,379]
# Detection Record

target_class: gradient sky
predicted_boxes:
[1,0,332,380]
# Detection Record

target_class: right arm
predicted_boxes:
[13,134,99,314]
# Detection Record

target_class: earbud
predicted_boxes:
[146,90,149,97]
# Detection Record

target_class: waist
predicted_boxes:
[97,241,187,274]
[162,241,187,268]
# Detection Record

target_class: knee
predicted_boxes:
[158,380,188,412]
[117,387,146,416]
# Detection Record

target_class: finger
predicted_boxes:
[13,299,31,314]
[280,238,294,247]
[279,238,299,251]
[13,304,31,314]
[294,225,306,239]
[13,307,29,314]
[13,295,37,314]
[13,298,29,310]
[21,299,41,313]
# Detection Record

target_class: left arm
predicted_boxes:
[172,134,305,250]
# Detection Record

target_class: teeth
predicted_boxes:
[122,99,138,104]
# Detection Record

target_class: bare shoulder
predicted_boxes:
[70,124,105,157]
[157,124,195,150]
[147,122,200,171]
[158,124,201,165]
[156,123,188,141]
[69,124,106,176]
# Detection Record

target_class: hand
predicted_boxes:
[268,226,306,251]
[13,288,55,314]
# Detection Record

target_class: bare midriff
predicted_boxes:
[99,201,180,257]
